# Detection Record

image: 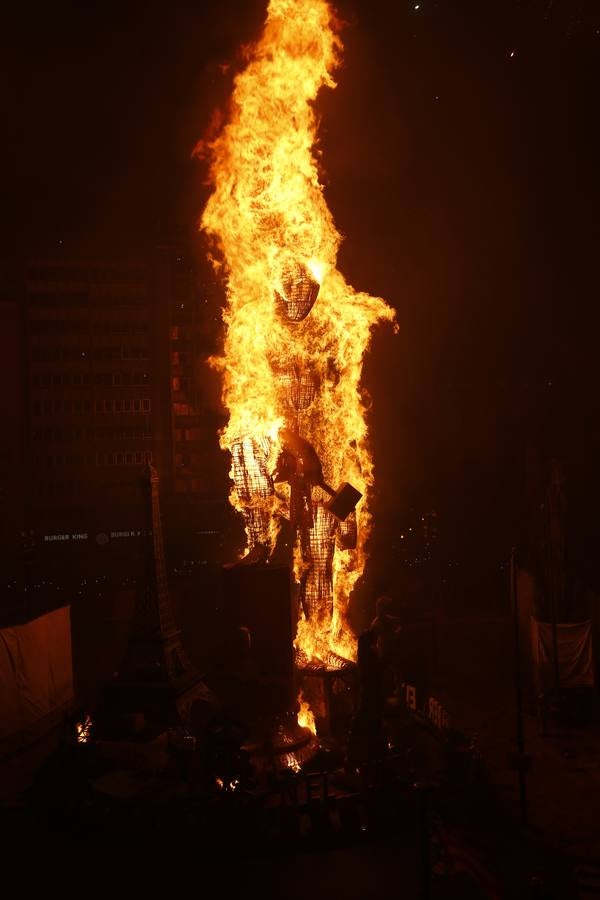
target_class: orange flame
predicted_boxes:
[76,714,92,744]
[297,690,317,734]
[199,0,395,663]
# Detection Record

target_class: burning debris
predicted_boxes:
[76,714,93,744]
[198,0,395,668]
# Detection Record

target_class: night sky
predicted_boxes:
[3,1,600,604]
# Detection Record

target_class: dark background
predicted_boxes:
[3,0,600,615]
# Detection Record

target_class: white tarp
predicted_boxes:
[0,606,73,755]
[531,617,594,690]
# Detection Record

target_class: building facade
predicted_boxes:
[5,241,228,594]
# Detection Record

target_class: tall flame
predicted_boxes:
[297,689,317,734]
[199,0,395,662]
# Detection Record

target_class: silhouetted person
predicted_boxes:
[202,708,253,793]
[356,629,385,733]
[370,595,402,698]
[346,629,387,772]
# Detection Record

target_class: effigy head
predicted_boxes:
[274,261,320,322]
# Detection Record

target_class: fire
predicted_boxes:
[198,0,395,664]
[76,714,92,744]
[297,690,317,734]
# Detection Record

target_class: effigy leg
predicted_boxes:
[230,436,276,554]
[298,501,337,621]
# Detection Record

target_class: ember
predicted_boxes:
[198,0,395,669]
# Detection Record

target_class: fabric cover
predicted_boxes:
[0,606,73,755]
[531,617,594,690]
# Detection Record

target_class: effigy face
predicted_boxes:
[274,262,320,322]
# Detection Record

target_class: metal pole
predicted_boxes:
[511,546,528,827]
[415,784,432,900]
[551,566,561,692]
[547,464,561,691]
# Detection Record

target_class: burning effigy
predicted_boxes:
[198,0,395,671]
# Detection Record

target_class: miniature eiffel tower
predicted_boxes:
[104,464,214,734]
